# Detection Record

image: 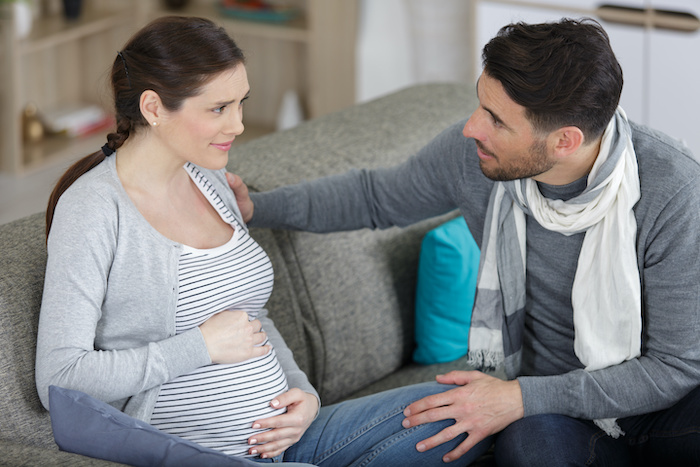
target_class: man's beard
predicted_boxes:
[478,138,554,182]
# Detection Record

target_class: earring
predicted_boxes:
[152,121,158,126]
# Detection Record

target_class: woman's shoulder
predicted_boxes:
[53,157,125,233]
[62,156,121,203]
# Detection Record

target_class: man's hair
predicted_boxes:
[482,18,623,142]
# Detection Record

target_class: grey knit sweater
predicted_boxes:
[250,119,700,421]
[35,156,317,423]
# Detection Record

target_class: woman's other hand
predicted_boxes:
[199,310,269,364]
[247,389,320,459]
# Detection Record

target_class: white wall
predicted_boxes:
[356,0,473,103]
[356,0,700,156]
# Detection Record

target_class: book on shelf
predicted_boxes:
[43,104,115,138]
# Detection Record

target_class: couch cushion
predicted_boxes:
[0,213,56,449]
[413,216,480,364]
[0,439,124,466]
[275,218,450,404]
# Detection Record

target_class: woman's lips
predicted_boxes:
[211,140,234,151]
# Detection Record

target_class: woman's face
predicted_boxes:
[158,65,250,170]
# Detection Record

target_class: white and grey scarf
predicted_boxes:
[467,107,641,437]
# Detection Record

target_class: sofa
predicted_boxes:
[0,83,495,465]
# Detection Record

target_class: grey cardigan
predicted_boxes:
[35,155,317,422]
[250,119,700,422]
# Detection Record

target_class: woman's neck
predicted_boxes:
[115,132,188,196]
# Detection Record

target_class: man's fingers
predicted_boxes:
[442,435,484,463]
[403,404,458,431]
[413,424,487,463]
[404,389,457,418]
[413,423,465,452]
[435,370,483,386]
[226,172,242,190]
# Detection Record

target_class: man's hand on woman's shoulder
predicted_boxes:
[226,172,254,223]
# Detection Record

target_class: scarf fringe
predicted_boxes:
[594,417,625,438]
[467,349,504,372]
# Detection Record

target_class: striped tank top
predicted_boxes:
[150,163,289,457]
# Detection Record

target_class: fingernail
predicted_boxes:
[250,449,258,455]
[417,443,425,452]
[252,424,261,429]
[404,408,411,416]
[402,419,410,428]
[443,456,451,463]
[249,438,257,444]
[271,399,280,407]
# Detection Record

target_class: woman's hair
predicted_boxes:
[482,18,623,142]
[46,16,245,237]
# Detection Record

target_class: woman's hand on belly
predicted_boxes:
[247,388,320,459]
[199,310,270,364]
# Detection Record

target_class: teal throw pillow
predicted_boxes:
[413,216,480,364]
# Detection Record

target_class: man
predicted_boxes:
[228,19,700,466]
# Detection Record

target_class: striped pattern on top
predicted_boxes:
[150,164,289,457]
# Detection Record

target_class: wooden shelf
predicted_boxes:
[1,2,142,175]
[176,3,310,43]
[1,0,357,175]
[19,9,133,55]
[21,132,108,175]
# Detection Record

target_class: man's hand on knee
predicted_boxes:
[402,370,524,463]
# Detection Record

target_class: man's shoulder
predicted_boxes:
[631,122,700,186]
[631,122,699,168]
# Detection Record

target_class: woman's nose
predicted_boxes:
[227,109,245,136]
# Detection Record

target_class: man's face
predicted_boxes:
[463,73,555,182]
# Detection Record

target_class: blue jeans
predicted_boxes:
[494,385,700,467]
[261,382,492,466]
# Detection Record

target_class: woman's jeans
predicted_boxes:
[494,385,700,467]
[264,382,491,466]
[257,382,700,466]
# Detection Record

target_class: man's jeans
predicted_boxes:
[270,382,491,466]
[494,385,700,467]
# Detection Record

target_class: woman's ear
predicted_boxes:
[139,90,163,127]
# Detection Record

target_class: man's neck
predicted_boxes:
[534,137,603,186]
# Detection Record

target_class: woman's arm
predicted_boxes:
[35,181,210,410]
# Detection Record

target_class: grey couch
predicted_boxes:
[0,83,493,465]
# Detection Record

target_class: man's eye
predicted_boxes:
[214,105,227,113]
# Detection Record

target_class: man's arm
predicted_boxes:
[228,121,478,233]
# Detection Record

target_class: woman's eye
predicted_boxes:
[214,105,227,113]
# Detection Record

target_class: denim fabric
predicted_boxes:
[494,385,700,467]
[621,385,700,467]
[280,382,493,466]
